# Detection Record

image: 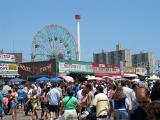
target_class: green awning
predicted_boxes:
[68,71,94,75]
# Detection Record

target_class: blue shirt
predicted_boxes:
[18,89,24,99]
[48,88,60,105]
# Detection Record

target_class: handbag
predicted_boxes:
[88,106,96,120]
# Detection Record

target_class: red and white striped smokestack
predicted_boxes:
[75,14,81,61]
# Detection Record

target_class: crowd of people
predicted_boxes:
[0,78,160,120]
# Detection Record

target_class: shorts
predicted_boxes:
[41,102,49,112]
[18,98,24,105]
[49,105,59,113]
[64,109,78,120]
[11,101,17,109]
[115,109,128,120]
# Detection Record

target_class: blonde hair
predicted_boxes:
[113,86,125,101]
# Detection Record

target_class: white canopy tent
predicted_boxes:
[87,76,105,81]
[123,74,138,78]
[147,75,160,80]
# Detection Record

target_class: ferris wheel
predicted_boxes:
[31,24,77,61]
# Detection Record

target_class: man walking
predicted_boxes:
[92,86,110,120]
[48,83,60,120]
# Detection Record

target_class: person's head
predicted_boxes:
[121,80,127,87]
[135,83,150,107]
[113,85,117,91]
[97,86,104,93]
[110,84,116,91]
[113,86,125,101]
[8,90,12,94]
[51,83,57,88]
[26,82,31,88]
[80,84,85,90]
[67,89,74,96]
[82,89,87,97]
[35,83,40,87]
[13,87,18,92]
[32,89,37,95]
[86,83,92,92]
[151,81,160,101]
[132,83,138,91]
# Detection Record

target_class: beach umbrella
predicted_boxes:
[8,78,26,84]
[87,76,105,81]
[61,76,74,83]
[36,77,50,82]
[50,77,63,82]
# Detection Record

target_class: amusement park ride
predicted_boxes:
[31,15,81,62]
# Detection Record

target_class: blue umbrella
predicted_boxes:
[50,77,63,82]
[36,77,50,82]
[8,78,26,84]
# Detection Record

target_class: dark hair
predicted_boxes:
[86,83,92,91]
[82,89,87,95]
[132,83,138,90]
[67,89,74,96]
[46,87,50,94]
[151,81,160,101]
[52,83,57,88]
[121,80,127,87]
[97,86,103,93]
[8,90,12,94]
[112,85,117,90]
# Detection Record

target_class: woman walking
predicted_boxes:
[112,86,131,120]
[61,89,79,120]
[30,90,38,120]
[10,88,18,120]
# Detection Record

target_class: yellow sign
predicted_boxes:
[124,67,136,74]
[8,65,17,70]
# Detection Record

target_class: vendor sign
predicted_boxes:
[124,67,136,74]
[59,61,93,73]
[0,63,18,77]
[0,63,18,71]
[0,54,15,62]
[93,63,121,74]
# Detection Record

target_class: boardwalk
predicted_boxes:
[3,109,114,120]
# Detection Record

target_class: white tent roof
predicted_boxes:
[132,78,140,82]
[123,74,138,78]
[147,75,160,80]
[87,76,105,81]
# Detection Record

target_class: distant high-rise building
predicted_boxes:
[93,44,132,67]
[7,53,23,63]
[93,50,108,64]
[132,52,154,73]
[116,44,124,51]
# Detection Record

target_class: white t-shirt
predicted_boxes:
[27,89,33,99]
[123,87,135,110]
[76,89,83,101]
[2,85,12,95]
[36,87,41,96]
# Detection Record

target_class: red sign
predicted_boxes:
[92,63,122,77]
[0,54,15,62]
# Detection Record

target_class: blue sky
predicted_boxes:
[0,0,160,62]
